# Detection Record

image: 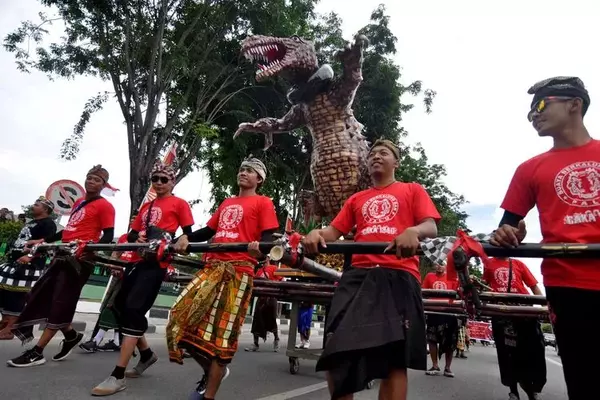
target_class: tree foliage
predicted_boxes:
[0,221,23,243]
[4,0,317,214]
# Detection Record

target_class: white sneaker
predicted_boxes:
[91,376,126,396]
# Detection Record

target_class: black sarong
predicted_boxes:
[11,256,93,344]
[316,267,426,399]
[426,313,459,358]
[492,317,547,394]
[251,297,278,341]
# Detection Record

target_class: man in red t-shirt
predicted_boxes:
[8,165,116,369]
[81,212,139,354]
[303,139,441,400]
[168,157,279,400]
[484,257,546,400]
[246,256,283,352]
[491,76,599,400]
[91,161,194,396]
[422,264,460,378]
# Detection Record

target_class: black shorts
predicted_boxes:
[0,289,28,316]
[546,286,600,400]
[114,260,166,337]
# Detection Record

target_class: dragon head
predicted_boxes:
[241,35,319,83]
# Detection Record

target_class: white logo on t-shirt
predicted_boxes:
[65,208,86,231]
[141,207,163,228]
[555,161,600,207]
[219,204,244,230]
[554,161,600,225]
[432,280,448,290]
[359,194,399,236]
[361,194,399,224]
[494,267,510,286]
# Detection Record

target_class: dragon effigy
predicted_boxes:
[234,34,371,221]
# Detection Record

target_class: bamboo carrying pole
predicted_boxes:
[31,240,600,258]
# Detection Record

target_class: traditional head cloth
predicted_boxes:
[528,76,590,116]
[36,196,55,211]
[368,138,401,160]
[240,156,267,181]
[151,161,176,181]
[88,164,110,182]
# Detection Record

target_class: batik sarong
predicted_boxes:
[167,260,253,365]
[426,313,459,358]
[12,255,93,344]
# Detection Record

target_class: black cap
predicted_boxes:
[528,76,590,116]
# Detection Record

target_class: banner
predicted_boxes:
[467,320,493,341]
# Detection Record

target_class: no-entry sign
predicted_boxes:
[45,180,85,216]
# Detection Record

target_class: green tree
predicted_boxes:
[4,0,318,215]
[0,221,23,243]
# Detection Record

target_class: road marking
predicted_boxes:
[546,357,563,367]
[255,382,328,400]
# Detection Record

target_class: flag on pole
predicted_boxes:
[285,213,294,233]
[101,183,120,197]
[139,143,178,210]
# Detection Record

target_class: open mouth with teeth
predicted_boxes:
[243,43,287,80]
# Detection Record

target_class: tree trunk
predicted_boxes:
[129,165,150,215]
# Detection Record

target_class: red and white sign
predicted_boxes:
[45,179,85,216]
[467,320,493,341]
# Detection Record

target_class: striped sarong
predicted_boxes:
[166,260,253,365]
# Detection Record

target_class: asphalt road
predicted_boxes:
[0,333,568,399]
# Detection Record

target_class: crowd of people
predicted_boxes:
[0,75,596,400]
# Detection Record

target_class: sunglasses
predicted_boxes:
[527,96,574,122]
[151,176,170,184]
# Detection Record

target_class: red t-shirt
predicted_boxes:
[116,233,141,263]
[422,272,458,290]
[132,195,194,234]
[205,195,279,275]
[422,272,458,303]
[62,197,115,242]
[331,182,441,281]
[256,264,283,281]
[483,257,537,294]
[501,139,600,290]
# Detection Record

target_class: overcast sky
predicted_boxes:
[2,0,599,291]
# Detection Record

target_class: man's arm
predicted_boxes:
[530,284,543,296]
[185,226,216,243]
[127,230,140,243]
[318,225,345,242]
[498,210,526,228]
[409,218,438,240]
[43,230,63,243]
[99,228,114,244]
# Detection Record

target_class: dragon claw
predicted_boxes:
[234,122,252,139]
